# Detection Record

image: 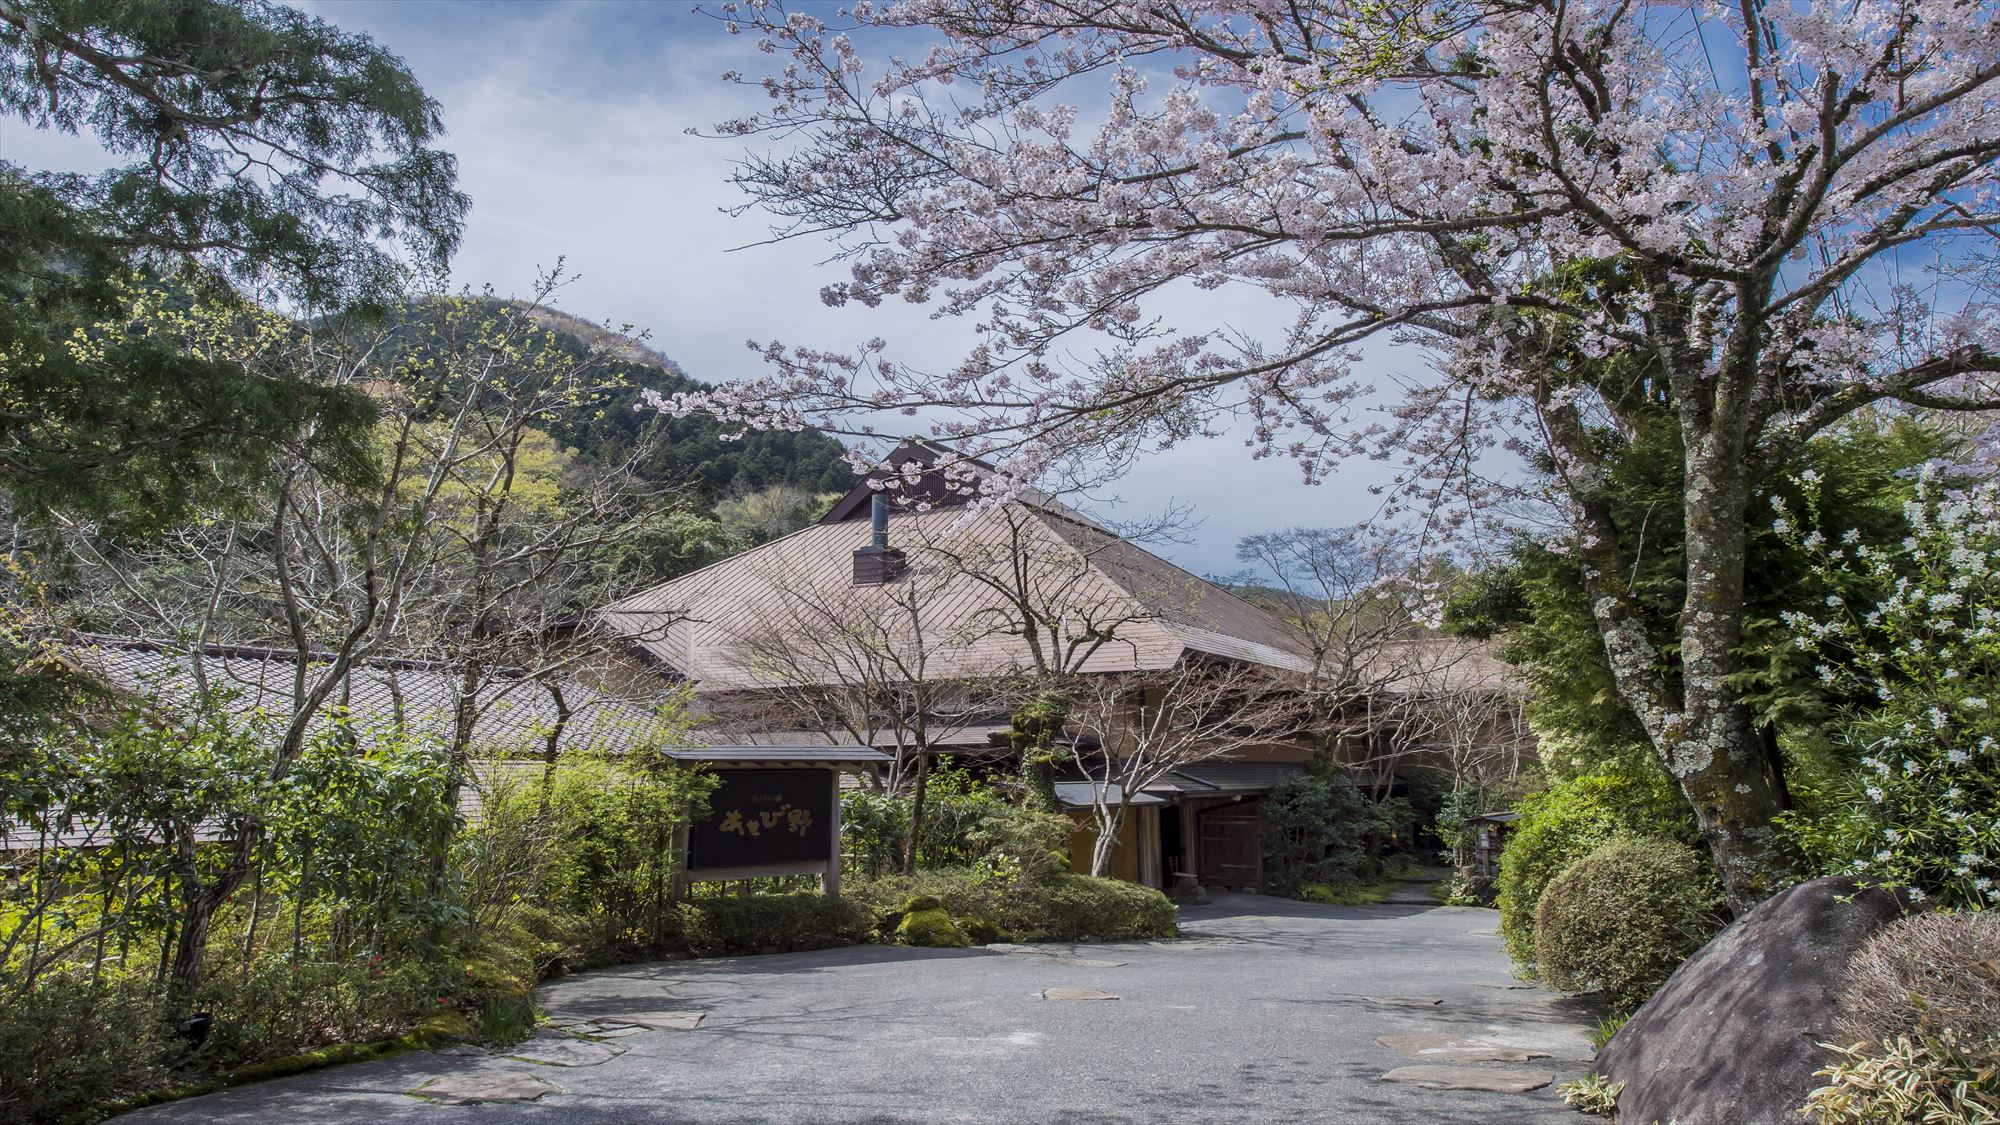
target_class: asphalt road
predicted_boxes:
[118,891,1597,1124]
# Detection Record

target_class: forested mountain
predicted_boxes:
[518,305,855,501]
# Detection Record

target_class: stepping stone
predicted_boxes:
[508,1031,629,1067]
[985,943,1055,956]
[1348,995,1446,1008]
[1378,1065,1555,1093]
[1376,1034,1553,1063]
[409,1072,561,1104]
[600,1010,706,1031]
[1052,957,1125,968]
[577,1022,650,1038]
[1041,987,1117,1001]
[428,1043,490,1058]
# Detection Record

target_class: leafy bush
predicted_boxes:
[1777,470,2000,909]
[1804,1033,2000,1124]
[465,752,715,956]
[673,891,870,957]
[840,763,1070,878]
[840,789,910,876]
[1496,770,1695,970]
[1008,874,1177,941]
[1837,912,2000,1051]
[0,974,170,1123]
[848,870,1176,943]
[1533,836,1725,1010]
[1261,773,1398,896]
[194,957,440,1067]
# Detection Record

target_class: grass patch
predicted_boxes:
[81,1013,474,1123]
[1298,881,1391,905]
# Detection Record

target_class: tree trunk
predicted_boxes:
[1090,807,1124,877]
[901,749,932,874]
[168,877,230,1004]
[1672,437,1797,911]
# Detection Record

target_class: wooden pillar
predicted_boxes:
[823,768,842,899]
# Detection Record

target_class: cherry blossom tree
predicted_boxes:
[666,0,2000,908]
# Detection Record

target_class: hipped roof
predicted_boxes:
[597,443,1313,690]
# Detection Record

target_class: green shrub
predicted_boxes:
[0,974,171,1123]
[848,870,1176,943]
[1004,874,1176,941]
[1261,774,1401,896]
[195,957,440,1067]
[1496,771,1695,971]
[673,891,870,957]
[1533,836,1725,1010]
[1837,912,2000,1052]
[466,753,715,956]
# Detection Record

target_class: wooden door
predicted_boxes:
[1195,804,1262,888]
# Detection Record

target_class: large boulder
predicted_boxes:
[1595,876,1915,1125]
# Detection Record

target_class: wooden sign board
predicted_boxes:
[687,768,836,873]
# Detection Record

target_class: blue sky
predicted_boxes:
[15,1,1416,577]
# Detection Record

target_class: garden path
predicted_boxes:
[118,891,1597,1123]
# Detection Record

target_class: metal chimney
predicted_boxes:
[852,490,907,585]
[870,491,891,549]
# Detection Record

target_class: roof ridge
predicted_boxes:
[1022,508,1311,663]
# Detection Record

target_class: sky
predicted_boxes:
[8,0,1421,578]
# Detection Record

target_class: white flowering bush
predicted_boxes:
[1776,468,2000,909]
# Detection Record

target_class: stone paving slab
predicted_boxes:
[1040,987,1117,1001]
[1378,1065,1557,1093]
[407,1072,561,1104]
[1376,1033,1554,1063]
[505,1031,629,1067]
[1347,994,1447,1007]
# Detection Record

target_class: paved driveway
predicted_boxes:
[121,893,1596,1124]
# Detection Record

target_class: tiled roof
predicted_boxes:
[596,496,1313,690]
[76,637,685,757]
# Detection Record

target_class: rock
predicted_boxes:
[508,1030,630,1067]
[1375,1034,1552,1063]
[1347,995,1445,1008]
[895,907,969,948]
[1595,876,1915,1125]
[984,943,1055,957]
[1051,957,1125,968]
[409,1072,561,1104]
[1041,987,1117,1001]
[1377,1065,1554,1092]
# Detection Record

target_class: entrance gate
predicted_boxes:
[1195,803,1263,888]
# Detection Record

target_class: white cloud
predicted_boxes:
[21,2,1460,575]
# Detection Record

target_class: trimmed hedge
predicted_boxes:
[849,870,1177,943]
[1496,771,1696,971]
[673,891,872,957]
[1533,836,1725,1010]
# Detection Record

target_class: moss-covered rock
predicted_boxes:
[894,907,969,948]
[958,916,1006,944]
